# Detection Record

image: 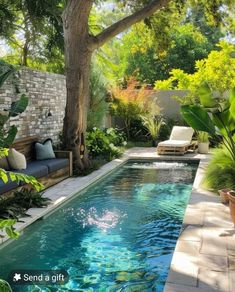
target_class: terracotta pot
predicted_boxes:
[218,188,231,204]
[228,190,235,227]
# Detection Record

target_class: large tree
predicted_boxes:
[62,0,234,172]
[62,0,169,172]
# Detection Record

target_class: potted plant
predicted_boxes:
[218,189,231,204]
[228,190,235,227]
[197,131,210,154]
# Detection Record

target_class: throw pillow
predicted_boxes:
[0,157,10,170]
[35,139,56,160]
[8,148,27,170]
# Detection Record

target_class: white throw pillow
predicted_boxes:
[8,148,27,170]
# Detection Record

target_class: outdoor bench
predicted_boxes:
[0,136,73,196]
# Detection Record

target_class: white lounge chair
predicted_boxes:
[157,126,195,155]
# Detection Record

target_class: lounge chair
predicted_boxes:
[157,126,195,155]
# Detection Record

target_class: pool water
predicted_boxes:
[0,160,198,292]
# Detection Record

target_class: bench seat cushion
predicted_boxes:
[16,161,49,178]
[40,158,69,173]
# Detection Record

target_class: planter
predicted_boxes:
[228,190,235,227]
[218,189,231,204]
[198,142,209,154]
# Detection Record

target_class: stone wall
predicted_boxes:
[154,90,188,119]
[0,67,188,145]
[0,68,66,144]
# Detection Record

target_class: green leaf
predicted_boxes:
[4,125,17,147]
[0,169,8,183]
[212,109,235,136]
[229,88,235,119]
[198,82,218,108]
[0,279,13,292]
[181,105,216,135]
[0,65,16,88]
[9,94,29,117]
[5,226,19,238]
[0,219,17,228]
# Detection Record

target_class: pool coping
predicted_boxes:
[0,148,234,291]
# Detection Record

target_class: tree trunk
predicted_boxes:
[62,0,169,173]
[62,0,93,173]
[22,42,28,66]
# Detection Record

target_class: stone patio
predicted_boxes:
[1,147,234,291]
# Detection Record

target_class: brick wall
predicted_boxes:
[0,68,66,144]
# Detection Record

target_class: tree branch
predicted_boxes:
[91,0,169,49]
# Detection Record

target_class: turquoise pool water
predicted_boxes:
[0,160,198,292]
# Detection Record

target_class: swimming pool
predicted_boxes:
[0,159,198,291]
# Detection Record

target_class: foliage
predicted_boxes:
[86,127,126,160]
[0,61,44,240]
[110,77,155,139]
[13,189,51,210]
[0,188,50,240]
[0,196,29,220]
[118,23,220,85]
[0,279,12,292]
[87,67,109,130]
[197,131,209,143]
[203,145,235,190]
[141,115,164,142]
[155,42,235,103]
[0,219,19,240]
[181,85,235,161]
[0,0,64,70]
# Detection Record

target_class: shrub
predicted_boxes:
[140,115,164,144]
[204,146,235,191]
[110,77,155,139]
[13,189,51,209]
[86,127,126,160]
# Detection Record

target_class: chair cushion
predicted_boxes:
[16,161,49,178]
[0,178,18,195]
[41,158,69,173]
[158,140,190,147]
[8,148,27,170]
[170,126,194,141]
[35,139,56,160]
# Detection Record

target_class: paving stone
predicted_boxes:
[179,225,202,242]
[183,206,204,226]
[175,240,200,254]
[226,231,235,255]
[164,283,212,292]
[229,270,235,292]
[200,227,228,256]
[197,254,228,271]
[228,256,235,270]
[167,262,198,287]
[198,269,229,291]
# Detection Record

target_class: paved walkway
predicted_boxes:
[1,148,234,291]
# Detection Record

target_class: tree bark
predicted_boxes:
[62,0,169,173]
